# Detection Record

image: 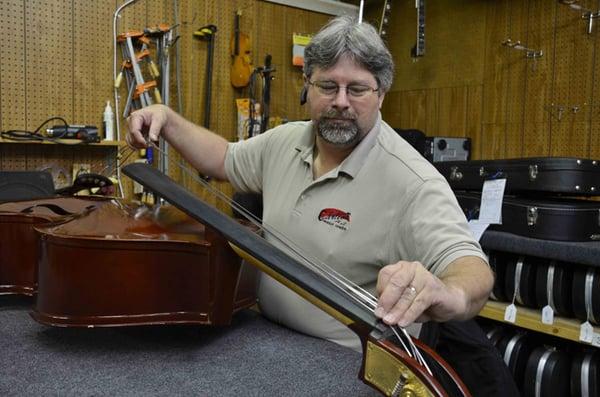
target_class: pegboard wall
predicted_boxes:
[0,0,329,203]
[382,0,600,160]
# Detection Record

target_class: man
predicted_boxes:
[127,16,493,352]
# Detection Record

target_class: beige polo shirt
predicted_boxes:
[224,115,487,351]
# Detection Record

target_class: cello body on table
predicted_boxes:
[0,197,105,296]
[31,199,257,327]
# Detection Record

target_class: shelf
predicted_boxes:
[0,138,123,147]
[478,300,600,346]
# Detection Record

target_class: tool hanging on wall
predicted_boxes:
[115,24,178,118]
[260,55,275,134]
[193,25,218,129]
[230,10,253,88]
[246,55,277,138]
[114,23,178,197]
[116,30,158,115]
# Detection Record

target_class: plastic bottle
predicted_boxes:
[103,101,114,141]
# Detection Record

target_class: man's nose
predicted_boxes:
[331,87,351,108]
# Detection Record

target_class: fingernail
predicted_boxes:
[374,307,386,318]
[383,314,395,323]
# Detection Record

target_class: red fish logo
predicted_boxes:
[318,208,351,230]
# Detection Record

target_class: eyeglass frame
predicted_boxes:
[306,78,381,99]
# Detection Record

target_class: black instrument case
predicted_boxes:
[456,192,600,242]
[435,157,600,195]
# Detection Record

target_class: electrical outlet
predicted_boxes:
[72,163,91,182]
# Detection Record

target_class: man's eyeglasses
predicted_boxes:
[307,80,379,98]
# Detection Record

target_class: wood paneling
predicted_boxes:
[0,0,330,203]
[382,0,600,161]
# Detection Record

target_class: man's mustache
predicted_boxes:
[321,109,357,120]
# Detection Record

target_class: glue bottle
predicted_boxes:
[103,101,114,141]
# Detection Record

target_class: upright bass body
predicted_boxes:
[32,199,257,327]
[0,197,103,295]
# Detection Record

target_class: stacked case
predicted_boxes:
[434,156,600,396]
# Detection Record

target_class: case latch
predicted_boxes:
[527,206,538,226]
[528,164,538,181]
[450,166,463,181]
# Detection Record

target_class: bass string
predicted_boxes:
[141,140,431,373]
[147,141,378,311]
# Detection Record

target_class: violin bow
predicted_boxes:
[122,156,471,397]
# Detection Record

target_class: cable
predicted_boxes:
[0,116,86,145]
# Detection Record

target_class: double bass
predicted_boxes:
[0,197,105,296]
[123,162,472,397]
[31,199,257,327]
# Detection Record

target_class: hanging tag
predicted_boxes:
[479,178,506,224]
[580,321,594,343]
[541,305,554,325]
[504,303,517,323]
[592,333,600,348]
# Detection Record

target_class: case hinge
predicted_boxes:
[450,166,463,181]
[528,164,538,181]
[527,206,538,226]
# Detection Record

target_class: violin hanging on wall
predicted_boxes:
[230,10,253,88]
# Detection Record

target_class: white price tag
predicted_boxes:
[541,305,554,325]
[479,179,506,224]
[504,303,517,323]
[468,220,490,242]
[580,321,594,343]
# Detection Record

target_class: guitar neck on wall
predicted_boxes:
[411,0,425,58]
[378,0,392,40]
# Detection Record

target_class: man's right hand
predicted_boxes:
[126,104,171,149]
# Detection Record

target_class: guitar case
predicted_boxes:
[484,325,510,348]
[455,192,600,241]
[496,331,538,392]
[435,157,600,195]
[523,346,571,397]
[504,255,539,309]
[487,250,514,302]
[534,260,574,318]
[572,267,600,325]
[571,349,600,397]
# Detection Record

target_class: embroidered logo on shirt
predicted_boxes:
[318,208,351,231]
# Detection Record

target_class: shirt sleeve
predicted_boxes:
[398,177,488,276]
[224,131,273,194]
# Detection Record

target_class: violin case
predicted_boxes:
[434,157,600,195]
[571,349,600,397]
[31,199,258,327]
[455,192,600,241]
[0,197,103,295]
[486,250,514,302]
[523,345,571,397]
[496,331,538,391]
[503,255,539,309]
[572,266,600,325]
[534,260,574,318]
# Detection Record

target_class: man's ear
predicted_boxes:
[300,74,309,105]
[300,86,308,105]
